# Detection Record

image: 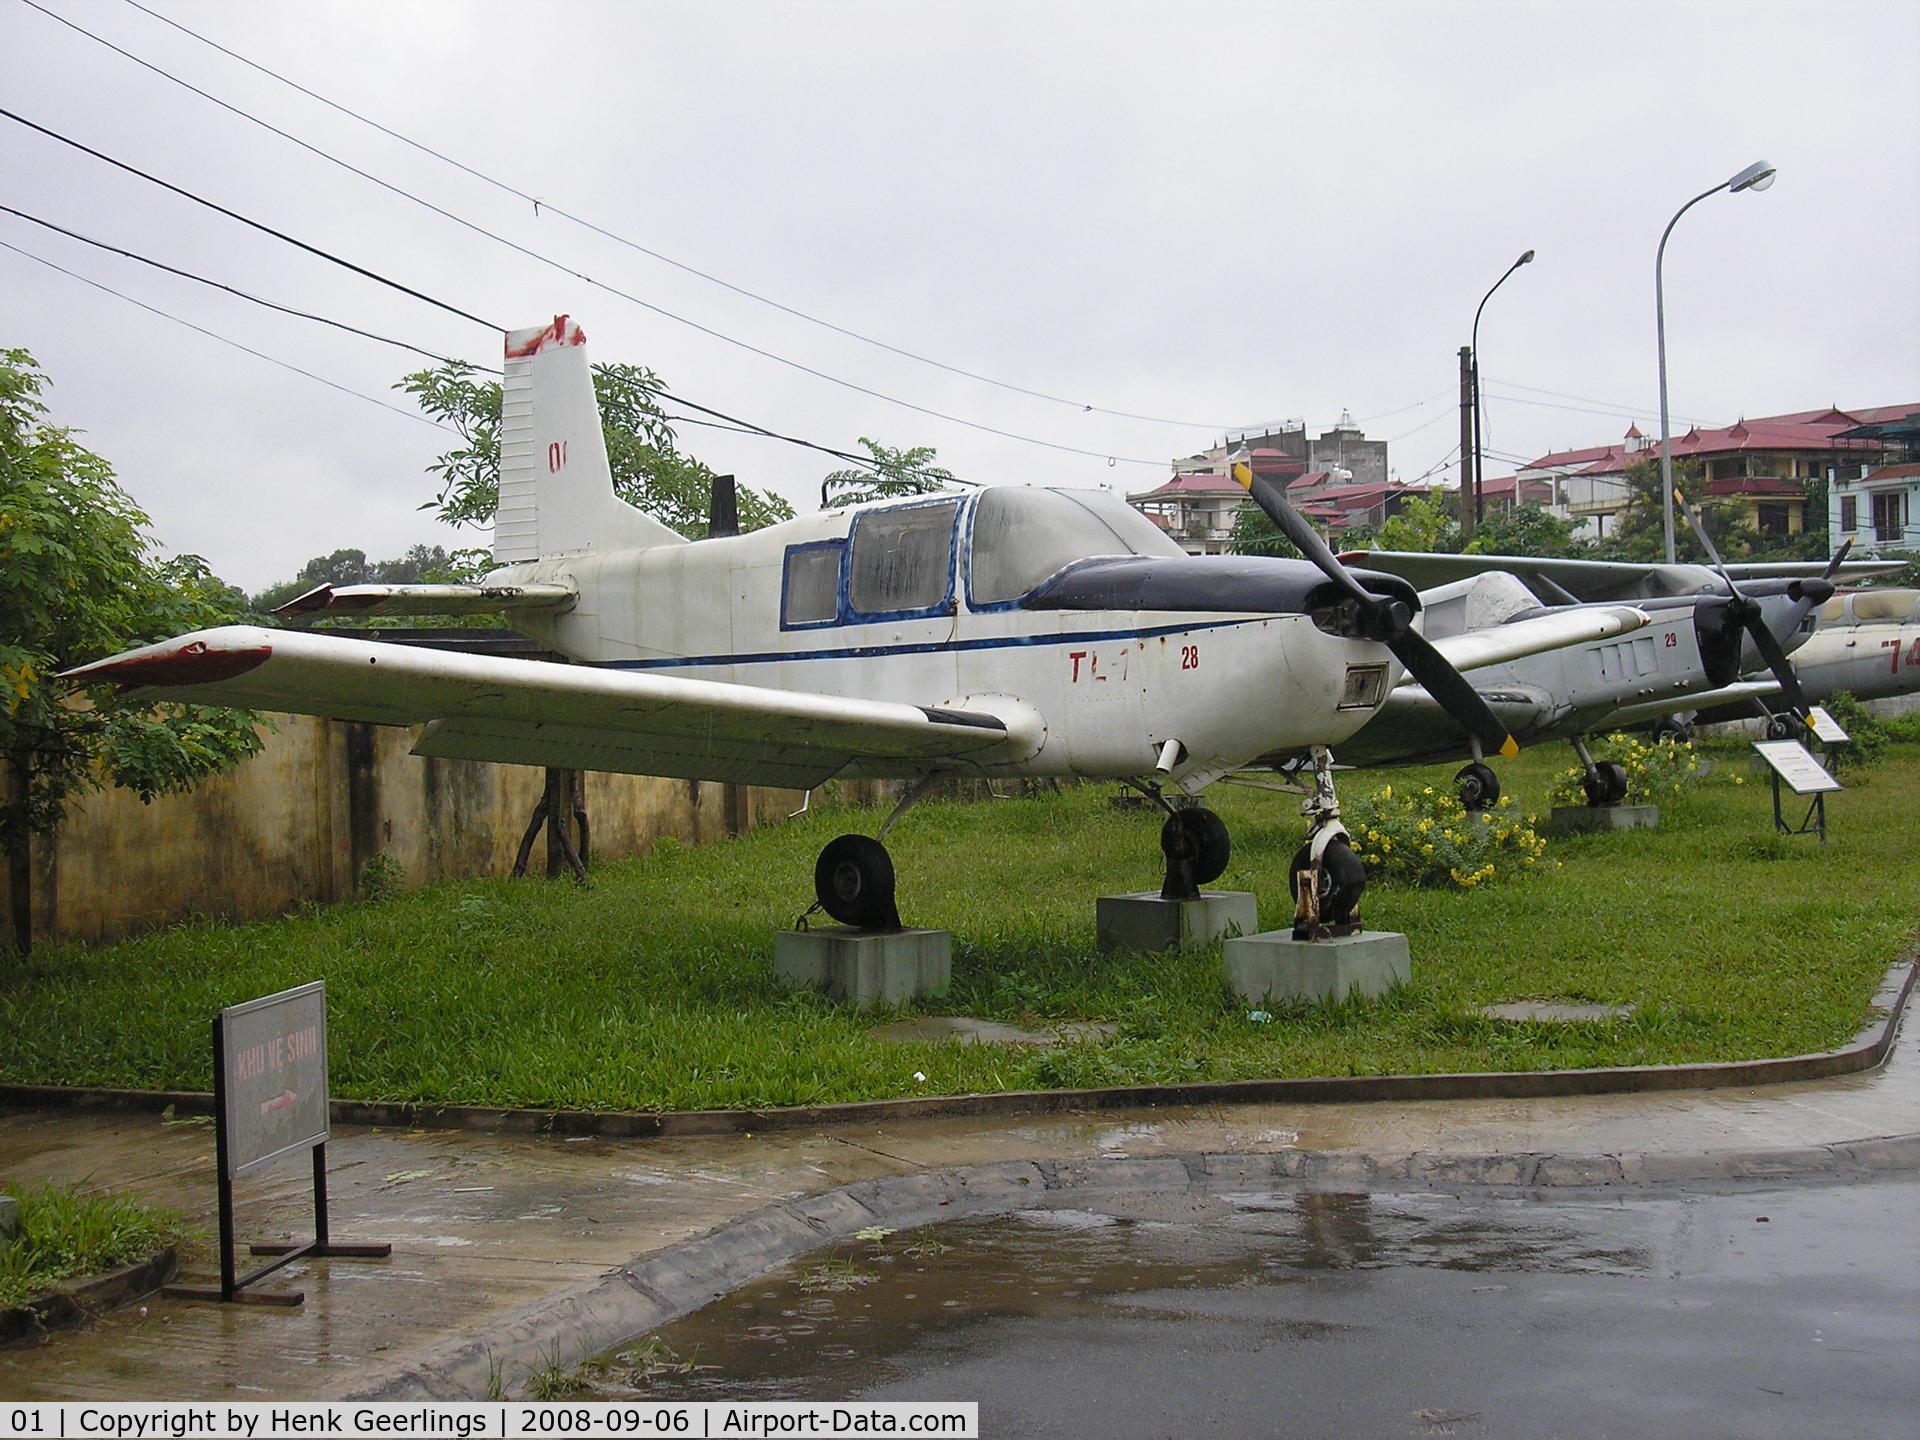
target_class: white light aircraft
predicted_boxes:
[65,318,1648,931]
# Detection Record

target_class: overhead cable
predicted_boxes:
[0,105,501,331]
[105,0,1238,432]
[0,203,481,369]
[1,97,1167,469]
[0,237,457,431]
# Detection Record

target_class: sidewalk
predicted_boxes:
[2,999,1915,1403]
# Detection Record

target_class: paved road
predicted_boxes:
[0,997,1914,1406]
[611,1176,1918,1438]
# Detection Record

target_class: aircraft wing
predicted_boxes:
[1422,604,1649,677]
[1346,550,1904,603]
[1585,680,1780,732]
[275,582,577,618]
[61,626,1026,790]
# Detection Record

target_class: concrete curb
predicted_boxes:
[5,961,1911,1140]
[341,1131,1920,1402]
[0,1248,177,1348]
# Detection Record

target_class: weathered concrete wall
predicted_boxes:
[5,715,822,948]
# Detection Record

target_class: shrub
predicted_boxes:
[1817,691,1891,773]
[1342,783,1548,888]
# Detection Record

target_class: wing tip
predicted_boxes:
[63,636,274,692]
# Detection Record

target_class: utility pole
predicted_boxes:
[1457,345,1476,547]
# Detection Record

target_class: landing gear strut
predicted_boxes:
[1289,745,1366,940]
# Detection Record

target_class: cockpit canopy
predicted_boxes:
[966,487,1187,606]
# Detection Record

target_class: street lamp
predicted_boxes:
[1657,161,1777,562]
[1470,249,1535,530]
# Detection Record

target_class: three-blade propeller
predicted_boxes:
[1674,490,1835,727]
[1233,462,1519,759]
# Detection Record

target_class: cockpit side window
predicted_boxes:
[847,499,962,617]
[968,487,1185,607]
[781,540,844,628]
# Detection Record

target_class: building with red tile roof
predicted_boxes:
[1519,404,1917,546]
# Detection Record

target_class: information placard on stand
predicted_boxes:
[1752,739,1841,842]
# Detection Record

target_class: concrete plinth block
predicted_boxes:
[1547,804,1659,837]
[1096,891,1259,953]
[773,926,952,1007]
[1222,929,1411,1006]
[0,1193,17,1242]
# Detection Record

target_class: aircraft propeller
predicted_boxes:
[1674,491,1836,726]
[1232,462,1519,759]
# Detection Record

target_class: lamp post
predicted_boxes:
[1469,249,1535,535]
[1657,160,1776,563]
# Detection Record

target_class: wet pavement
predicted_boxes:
[606,1179,1920,1438]
[0,1006,1915,1406]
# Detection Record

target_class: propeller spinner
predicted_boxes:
[1232,462,1519,759]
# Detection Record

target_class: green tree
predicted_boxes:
[1465,501,1585,557]
[1374,490,1460,553]
[2,350,264,950]
[819,438,959,508]
[1226,499,1300,558]
[398,361,792,538]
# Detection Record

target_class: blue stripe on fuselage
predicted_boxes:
[591,616,1269,671]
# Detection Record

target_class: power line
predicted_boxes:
[105,0,1240,433]
[0,192,917,487]
[0,104,501,331]
[0,203,478,370]
[0,236,457,431]
[1,96,1169,469]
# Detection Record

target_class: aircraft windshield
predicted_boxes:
[969,488,1186,605]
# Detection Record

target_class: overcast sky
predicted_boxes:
[3,0,1915,594]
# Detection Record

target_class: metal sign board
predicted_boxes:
[1806,706,1850,744]
[218,981,328,1179]
[1753,740,1843,795]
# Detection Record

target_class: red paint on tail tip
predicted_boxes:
[504,315,586,358]
[67,638,274,692]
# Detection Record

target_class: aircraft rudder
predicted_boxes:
[496,316,685,564]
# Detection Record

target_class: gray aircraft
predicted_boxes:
[1676,586,1920,733]
[1279,537,1900,807]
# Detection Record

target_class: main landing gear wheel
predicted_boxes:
[814,834,901,931]
[1764,713,1797,740]
[1454,761,1501,811]
[1159,806,1231,900]
[1651,716,1695,746]
[1289,836,1366,932]
[1582,761,1629,808]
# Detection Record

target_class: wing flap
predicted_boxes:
[63,627,1013,782]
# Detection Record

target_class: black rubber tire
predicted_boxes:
[1161,806,1231,887]
[1650,716,1694,746]
[1764,713,1797,740]
[814,834,900,930]
[1582,760,1629,808]
[1288,836,1367,928]
[1454,761,1501,811]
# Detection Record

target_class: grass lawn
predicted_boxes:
[1,741,1915,1113]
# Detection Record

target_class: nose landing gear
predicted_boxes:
[1289,745,1367,940]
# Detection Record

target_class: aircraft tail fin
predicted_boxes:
[495,317,688,565]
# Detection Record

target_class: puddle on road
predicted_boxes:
[570,1190,1653,1401]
